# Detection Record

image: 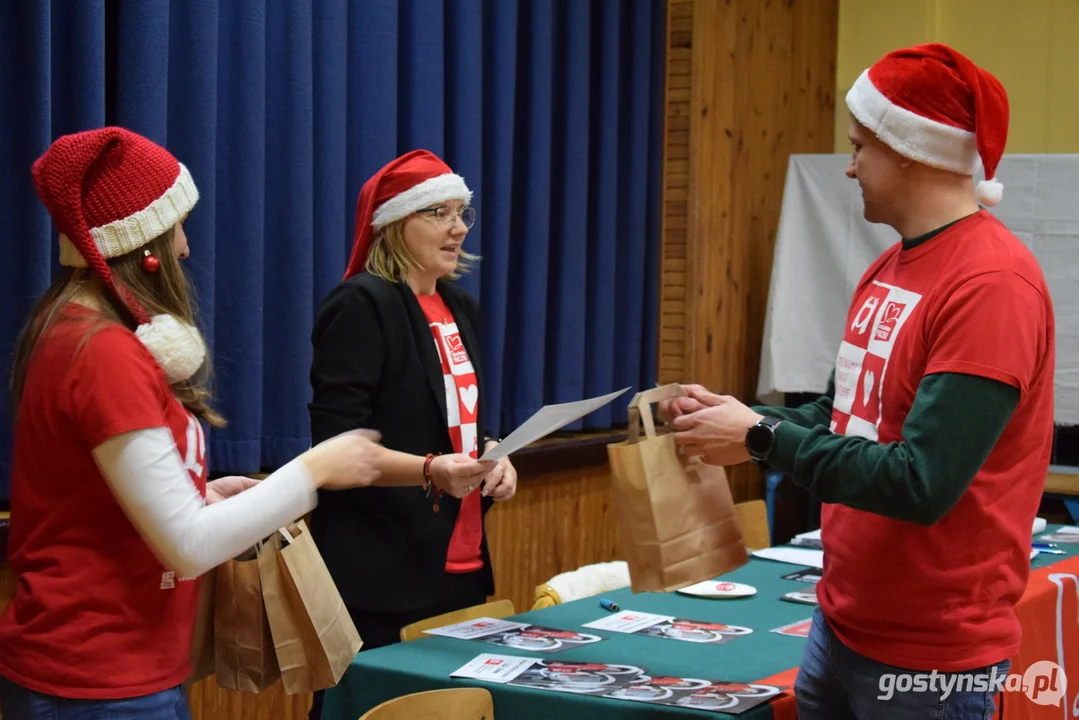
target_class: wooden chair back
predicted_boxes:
[735,499,771,550]
[359,688,494,720]
[399,599,515,642]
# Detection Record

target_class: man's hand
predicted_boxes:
[656,384,724,423]
[206,475,262,505]
[671,392,764,467]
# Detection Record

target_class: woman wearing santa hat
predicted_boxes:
[306,149,517,713]
[0,128,383,719]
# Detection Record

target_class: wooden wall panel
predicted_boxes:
[664,0,838,500]
[187,678,310,720]
[659,0,694,384]
[0,566,13,613]
[484,465,621,614]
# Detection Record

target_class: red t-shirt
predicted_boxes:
[0,309,208,697]
[821,211,1056,670]
[416,293,484,573]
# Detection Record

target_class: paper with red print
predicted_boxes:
[424,617,603,653]
[450,653,539,683]
[584,610,753,645]
[770,618,813,638]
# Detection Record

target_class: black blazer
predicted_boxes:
[308,273,495,613]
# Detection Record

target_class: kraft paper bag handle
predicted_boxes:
[627,384,687,443]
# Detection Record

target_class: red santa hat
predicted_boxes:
[343,149,472,280]
[845,43,1010,206]
[32,127,207,383]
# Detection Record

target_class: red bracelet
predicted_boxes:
[423,453,441,497]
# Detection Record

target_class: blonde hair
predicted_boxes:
[11,228,225,427]
[364,218,479,283]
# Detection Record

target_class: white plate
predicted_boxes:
[675,580,757,599]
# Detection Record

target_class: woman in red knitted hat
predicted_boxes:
[307,149,517,718]
[0,127,384,719]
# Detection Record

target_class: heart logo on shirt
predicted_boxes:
[862,370,875,407]
[459,385,479,414]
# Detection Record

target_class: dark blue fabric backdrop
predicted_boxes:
[0,2,106,501]
[0,0,664,493]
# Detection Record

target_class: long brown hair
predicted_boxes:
[10,228,225,427]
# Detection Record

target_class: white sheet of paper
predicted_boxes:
[424,617,529,640]
[1041,525,1079,537]
[450,653,540,683]
[479,387,631,462]
[751,547,825,569]
[582,610,671,634]
[1039,526,1079,543]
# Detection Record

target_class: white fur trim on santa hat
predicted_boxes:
[59,163,199,267]
[135,314,208,384]
[370,173,472,230]
[846,70,980,176]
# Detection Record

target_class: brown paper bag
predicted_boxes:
[258,520,362,694]
[187,568,217,685]
[607,385,748,593]
[214,545,281,693]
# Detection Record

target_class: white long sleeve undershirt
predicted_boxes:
[91,427,318,578]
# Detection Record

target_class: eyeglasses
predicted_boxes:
[415,205,476,229]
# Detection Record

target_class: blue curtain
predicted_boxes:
[0,2,106,500]
[0,0,664,491]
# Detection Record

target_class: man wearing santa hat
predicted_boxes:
[663,44,1055,717]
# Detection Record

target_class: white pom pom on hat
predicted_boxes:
[134,314,208,384]
[975,178,1004,207]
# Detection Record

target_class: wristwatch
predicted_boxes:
[745,416,782,462]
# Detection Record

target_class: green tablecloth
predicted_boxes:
[321,526,1077,720]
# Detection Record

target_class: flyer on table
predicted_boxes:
[450,654,539,683]
[584,610,753,645]
[424,617,604,653]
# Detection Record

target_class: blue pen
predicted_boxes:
[1033,543,1065,555]
[599,598,621,612]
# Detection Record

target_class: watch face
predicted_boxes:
[745,423,774,457]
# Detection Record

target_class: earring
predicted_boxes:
[142,248,161,273]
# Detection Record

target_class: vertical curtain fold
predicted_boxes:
[207,2,267,470]
[504,0,555,427]
[261,0,316,467]
[443,0,484,302]
[546,0,591,416]
[584,0,623,428]
[477,0,519,435]
[0,1,105,497]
